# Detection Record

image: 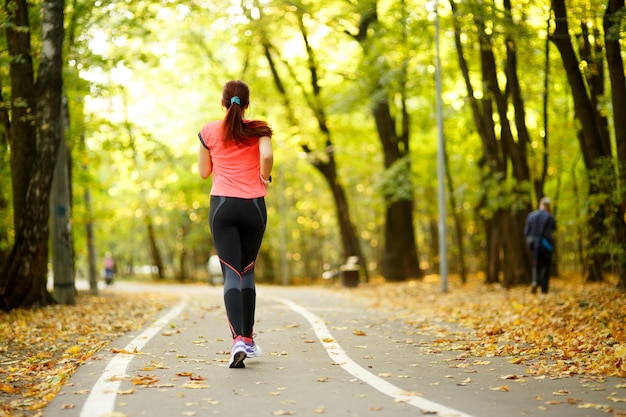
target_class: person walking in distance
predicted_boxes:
[197,80,273,368]
[524,197,556,294]
[103,252,115,286]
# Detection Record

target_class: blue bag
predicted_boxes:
[541,237,554,252]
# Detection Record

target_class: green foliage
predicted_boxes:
[374,155,414,205]
[605,6,625,41]
[2,0,623,283]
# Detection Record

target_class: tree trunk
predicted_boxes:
[146,217,164,279]
[301,142,366,276]
[604,0,626,289]
[450,0,533,285]
[550,0,618,283]
[84,188,99,295]
[478,10,532,287]
[501,208,530,286]
[444,136,467,283]
[0,87,10,268]
[5,0,37,233]
[484,214,501,285]
[371,99,422,282]
[1,0,66,310]
[261,35,367,279]
[177,224,187,282]
[350,3,421,282]
[382,199,420,281]
[50,131,75,304]
[428,212,439,273]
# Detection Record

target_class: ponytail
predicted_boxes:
[221,80,272,145]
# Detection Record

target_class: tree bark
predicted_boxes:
[50,131,75,304]
[146,217,164,279]
[450,0,533,286]
[371,99,421,281]
[604,0,626,289]
[0,86,10,268]
[353,4,421,282]
[1,0,66,310]
[84,187,99,294]
[444,145,468,283]
[5,0,37,233]
[550,0,617,283]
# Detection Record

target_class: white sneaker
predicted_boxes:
[245,342,262,358]
[229,339,247,368]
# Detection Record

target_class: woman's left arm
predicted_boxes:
[198,142,213,179]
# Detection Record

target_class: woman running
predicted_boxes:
[197,80,273,368]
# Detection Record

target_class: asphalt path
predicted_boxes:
[44,281,625,417]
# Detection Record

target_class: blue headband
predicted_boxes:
[230,96,241,106]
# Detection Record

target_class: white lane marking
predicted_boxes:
[80,301,188,417]
[276,297,477,417]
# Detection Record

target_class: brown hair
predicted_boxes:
[221,80,273,145]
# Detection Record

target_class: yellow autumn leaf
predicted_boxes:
[608,393,626,403]
[182,381,209,389]
[64,345,82,356]
[117,388,135,395]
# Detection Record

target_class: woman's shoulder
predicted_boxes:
[200,120,224,140]
[202,120,223,131]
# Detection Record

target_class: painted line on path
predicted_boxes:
[276,297,477,417]
[79,300,188,417]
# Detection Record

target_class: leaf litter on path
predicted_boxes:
[0,290,175,416]
[351,274,626,378]
[1,275,625,417]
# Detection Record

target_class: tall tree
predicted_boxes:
[449,0,533,286]
[255,7,366,276]
[50,99,75,304]
[4,0,37,234]
[1,0,66,310]
[348,0,422,282]
[550,0,625,285]
[0,83,12,268]
[603,0,626,289]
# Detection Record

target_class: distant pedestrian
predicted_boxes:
[103,252,115,286]
[197,80,273,368]
[207,249,223,285]
[524,197,556,294]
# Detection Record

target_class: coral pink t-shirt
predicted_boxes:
[199,120,267,198]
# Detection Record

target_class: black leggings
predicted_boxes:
[209,196,267,339]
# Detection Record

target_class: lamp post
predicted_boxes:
[435,0,448,292]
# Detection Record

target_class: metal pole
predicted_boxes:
[435,0,448,292]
